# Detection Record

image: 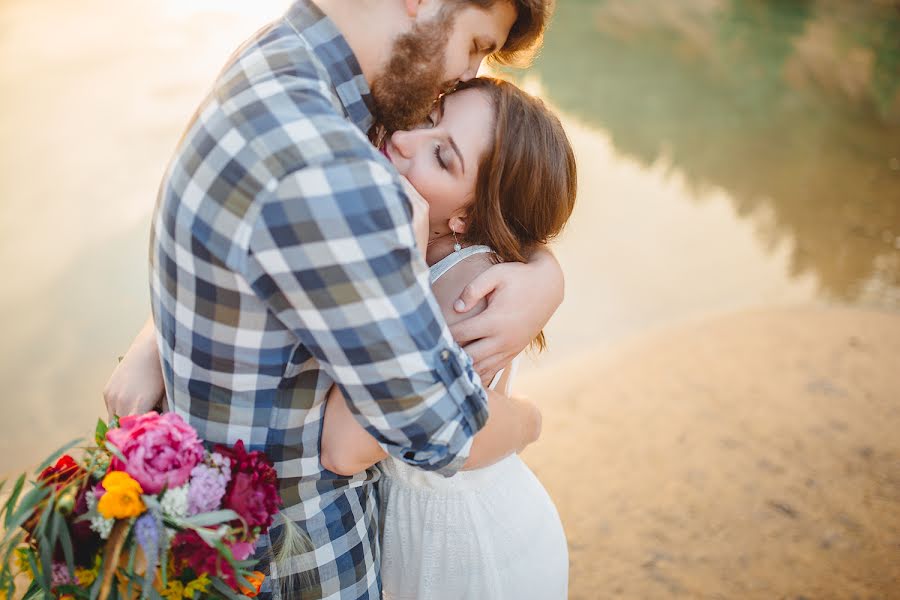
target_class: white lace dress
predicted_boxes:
[379,246,569,600]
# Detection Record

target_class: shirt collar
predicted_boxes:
[283,0,375,133]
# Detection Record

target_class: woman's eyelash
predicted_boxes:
[434,145,447,170]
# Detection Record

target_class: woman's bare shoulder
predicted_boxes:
[431,252,495,327]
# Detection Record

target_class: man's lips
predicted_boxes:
[380,143,392,162]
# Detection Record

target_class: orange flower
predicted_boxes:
[239,571,266,598]
[97,471,145,519]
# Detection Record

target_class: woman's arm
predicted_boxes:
[103,315,166,418]
[320,252,543,476]
[449,246,563,381]
[320,385,387,476]
[320,384,540,476]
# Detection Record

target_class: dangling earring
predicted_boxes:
[452,230,462,253]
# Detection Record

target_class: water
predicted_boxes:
[1,0,898,474]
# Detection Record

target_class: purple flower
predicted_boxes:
[134,512,161,592]
[51,562,75,587]
[187,452,231,516]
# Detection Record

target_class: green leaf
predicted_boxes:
[21,579,44,600]
[32,438,83,477]
[89,557,104,600]
[176,509,240,528]
[211,539,252,592]
[0,529,25,573]
[95,419,109,446]
[142,495,162,512]
[0,484,50,546]
[125,538,138,599]
[55,510,76,574]
[209,576,248,600]
[2,474,25,528]
[25,549,50,595]
[104,441,127,464]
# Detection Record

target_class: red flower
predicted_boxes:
[35,456,100,567]
[38,455,81,489]
[215,441,281,531]
[171,529,238,588]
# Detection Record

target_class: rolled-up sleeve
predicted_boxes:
[240,152,488,475]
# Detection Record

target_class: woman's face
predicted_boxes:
[382,88,494,238]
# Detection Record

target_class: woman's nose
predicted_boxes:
[390,129,426,159]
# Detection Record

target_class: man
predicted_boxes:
[147,0,559,597]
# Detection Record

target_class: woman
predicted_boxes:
[106,77,576,598]
[320,77,577,599]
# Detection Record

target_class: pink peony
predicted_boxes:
[106,412,205,495]
[228,540,255,561]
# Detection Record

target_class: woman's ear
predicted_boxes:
[449,215,469,234]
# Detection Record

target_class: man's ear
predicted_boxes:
[449,214,469,234]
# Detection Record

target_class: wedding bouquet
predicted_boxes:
[0,412,282,599]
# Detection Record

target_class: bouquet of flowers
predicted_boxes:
[0,412,283,599]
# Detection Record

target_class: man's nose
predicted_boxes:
[461,57,484,81]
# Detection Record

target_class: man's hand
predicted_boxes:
[449,248,564,380]
[103,317,166,419]
[400,176,430,256]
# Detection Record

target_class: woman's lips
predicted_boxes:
[380,143,392,162]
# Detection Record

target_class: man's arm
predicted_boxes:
[450,247,564,380]
[241,146,488,476]
[320,385,539,476]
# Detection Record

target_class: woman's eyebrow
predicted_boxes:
[448,136,465,174]
[437,96,464,173]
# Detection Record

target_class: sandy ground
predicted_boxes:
[518,306,900,599]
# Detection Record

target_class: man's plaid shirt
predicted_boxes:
[149,2,489,597]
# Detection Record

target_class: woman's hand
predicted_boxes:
[103,316,166,419]
[450,247,564,380]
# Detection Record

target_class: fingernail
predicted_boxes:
[454,299,466,312]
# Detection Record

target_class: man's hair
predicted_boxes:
[450,0,553,66]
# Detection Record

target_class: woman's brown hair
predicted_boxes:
[456,76,577,349]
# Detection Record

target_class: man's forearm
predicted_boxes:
[526,245,564,306]
[461,390,541,471]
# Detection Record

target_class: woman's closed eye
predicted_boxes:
[434,145,448,170]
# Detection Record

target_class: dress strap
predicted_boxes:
[429,245,494,284]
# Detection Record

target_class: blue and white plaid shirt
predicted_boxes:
[149,2,489,597]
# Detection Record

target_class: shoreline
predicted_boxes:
[519,305,900,598]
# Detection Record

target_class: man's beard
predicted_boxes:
[370,12,457,133]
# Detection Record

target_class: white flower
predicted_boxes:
[90,515,114,539]
[85,490,114,539]
[160,484,190,518]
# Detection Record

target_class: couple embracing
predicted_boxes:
[105,0,577,597]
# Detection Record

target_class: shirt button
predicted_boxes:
[440,350,450,361]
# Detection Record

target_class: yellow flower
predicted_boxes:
[161,580,184,600]
[183,574,211,598]
[97,471,145,519]
[75,566,97,587]
[14,547,33,577]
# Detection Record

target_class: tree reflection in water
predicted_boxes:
[515,0,900,306]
